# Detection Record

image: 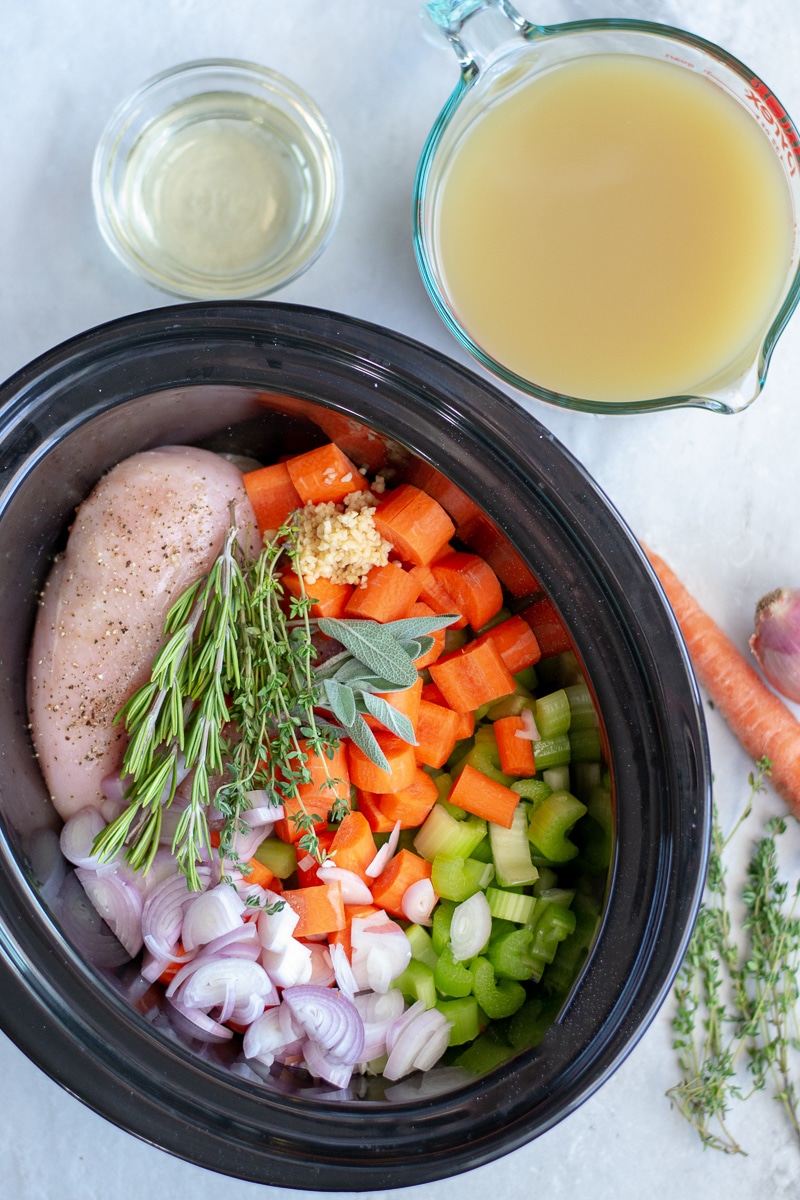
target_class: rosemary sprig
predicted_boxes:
[93,515,455,888]
[668,757,800,1154]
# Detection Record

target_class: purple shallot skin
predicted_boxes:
[750,587,800,704]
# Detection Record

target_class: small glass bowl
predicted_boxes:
[92,60,343,299]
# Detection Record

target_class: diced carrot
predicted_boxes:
[158,942,186,986]
[432,552,504,632]
[282,881,346,938]
[413,698,461,769]
[409,564,467,629]
[472,614,542,674]
[372,483,456,567]
[378,767,439,827]
[343,563,422,622]
[363,675,423,734]
[403,461,482,527]
[243,462,302,536]
[646,546,800,818]
[295,829,337,886]
[328,811,378,882]
[520,596,572,658]
[355,789,398,834]
[273,741,350,843]
[448,763,521,829]
[370,849,433,918]
[274,794,330,845]
[328,903,383,959]
[408,601,446,669]
[456,512,542,598]
[494,715,537,777]
[348,732,417,794]
[280,569,354,619]
[420,681,475,740]
[243,857,275,890]
[312,411,386,471]
[285,442,369,505]
[429,638,516,713]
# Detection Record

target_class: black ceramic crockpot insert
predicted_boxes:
[0,303,710,1190]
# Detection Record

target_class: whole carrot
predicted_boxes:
[645,547,800,818]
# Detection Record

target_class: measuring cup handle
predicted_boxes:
[423,0,537,71]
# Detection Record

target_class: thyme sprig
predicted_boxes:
[668,757,800,1154]
[93,516,455,889]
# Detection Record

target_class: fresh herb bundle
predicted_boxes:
[668,757,800,1154]
[93,516,455,890]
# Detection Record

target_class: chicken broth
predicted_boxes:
[432,54,795,403]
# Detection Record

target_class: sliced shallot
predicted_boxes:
[74,866,144,958]
[365,821,401,878]
[282,985,365,1066]
[401,877,437,925]
[315,863,373,904]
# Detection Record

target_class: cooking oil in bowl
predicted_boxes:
[93,61,342,299]
[123,93,309,279]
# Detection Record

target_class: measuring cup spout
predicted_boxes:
[423,0,537,72]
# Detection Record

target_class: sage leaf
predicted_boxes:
[381,614,459,640]
[359,692,417,745]
[343,713,391,772]
[323,678,358,728]
[317,617,418,688]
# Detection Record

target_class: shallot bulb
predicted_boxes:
[750,587,800,703]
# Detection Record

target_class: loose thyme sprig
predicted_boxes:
[668,757,800,1154]
[93,513,455,887]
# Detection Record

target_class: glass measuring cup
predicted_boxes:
[415,0,800,414]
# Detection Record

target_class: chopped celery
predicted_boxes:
[436,996,480,1046]
[530,904,577,964]
[527,789,587,862]
[444,627,469,654]
[431,853,495,901]
[252,838,296,880]
[565,682,598,731]
[555,650,583,687]
[432,899,456,954]
[534,688,571,739]
[569,726,603,763]
[476,607,511,634]
[455,729,515,786]
[453,1030,515,1074]
[405,923,438,970]
[487,926,539,981]
[507,996,560,1050]
[434,945,475,997]
[511,777,552,805]
[434,770,467,820]
[571,760,602,801]
[470,958,526,1019]
[574,785,613,872]
[489,804,539,887]
[542,764,570,793]
[533,867,559,894]
[485,886,536,924]
[470,835,494,863]
[545,900,601,997]
[414,804,487,862]
[392,959,437,1008]
[486,692,536,721]
[513,665,538,692]
[531,733,571,770]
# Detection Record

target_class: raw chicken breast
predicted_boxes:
[28,445,258,819]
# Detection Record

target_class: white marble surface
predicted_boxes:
[2,0,800,1196]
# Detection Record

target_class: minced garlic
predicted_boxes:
[294,491,391,585]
